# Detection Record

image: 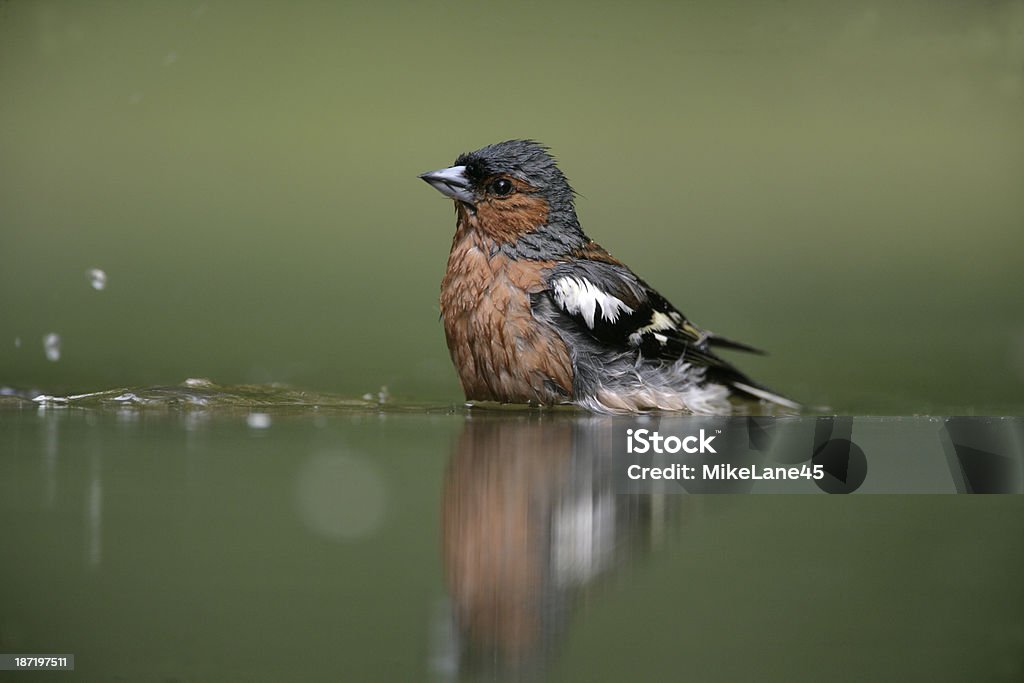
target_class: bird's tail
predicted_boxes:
[730,381,802,412]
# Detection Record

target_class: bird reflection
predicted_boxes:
[439,413,693,679]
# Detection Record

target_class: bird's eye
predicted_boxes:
[490,178,514,196]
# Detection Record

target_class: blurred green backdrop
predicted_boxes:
[2,0,1022,413]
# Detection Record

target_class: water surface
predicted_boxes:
[2,397,1022,681]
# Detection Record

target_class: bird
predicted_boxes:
[419,139,798,415]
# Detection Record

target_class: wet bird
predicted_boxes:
[420,140,797,414]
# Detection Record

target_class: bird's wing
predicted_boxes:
[537,259,732,367]
[534,257,797,408]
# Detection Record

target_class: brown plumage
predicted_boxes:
[421,140,800,414]
[440,202,573,403]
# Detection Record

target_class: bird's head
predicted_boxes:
[420,140,583,250]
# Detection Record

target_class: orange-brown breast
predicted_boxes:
[440,207,573,404]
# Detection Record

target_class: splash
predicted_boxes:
[22,379,454,414]
[87,268,107,291]
[43,333,61,362]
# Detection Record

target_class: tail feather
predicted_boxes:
[731,381,801,411]
[707,333,766,355]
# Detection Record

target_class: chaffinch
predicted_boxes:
[420,140,797,414]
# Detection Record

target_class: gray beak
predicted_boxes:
[419,165,475,204]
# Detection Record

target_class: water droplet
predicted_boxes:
[14,337,20,349]
[43,333,61,362]
[247,413,272,429]
[162,51,178,66]
[87,268,107,291]
[363,386,390,403]
[33,394,68,406]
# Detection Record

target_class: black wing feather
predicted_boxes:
[539,260,793,404]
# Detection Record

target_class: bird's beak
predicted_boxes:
[418,165,475,205]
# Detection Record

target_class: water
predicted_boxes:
[42,334,61,364]
[85,269,107,292]
[2,392,1023,681]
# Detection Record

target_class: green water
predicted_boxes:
[2,1,1024,680]
[2,404,1024,681]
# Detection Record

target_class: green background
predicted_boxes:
[2,0,1022,413]
[2,4,1024,682]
